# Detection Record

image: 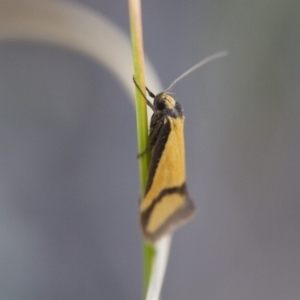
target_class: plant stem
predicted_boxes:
[128,0,155,295]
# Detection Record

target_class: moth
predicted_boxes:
[134,81,195,243]
[134,51,227,243]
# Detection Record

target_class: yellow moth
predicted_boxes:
[134,51,227,243]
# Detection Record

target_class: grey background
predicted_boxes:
[1,0,300,299]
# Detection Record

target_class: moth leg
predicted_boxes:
[137,145,151,159]
[146,87,155,98]
[137,119,163,159]
[132,76,155,111]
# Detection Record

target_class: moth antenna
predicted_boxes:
[133,76,155,111]
[165,50,228,92]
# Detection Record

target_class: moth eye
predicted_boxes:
[156,101,165,111]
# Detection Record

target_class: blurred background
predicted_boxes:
[0,0,299,299]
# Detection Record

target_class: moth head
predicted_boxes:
[154,92,176,111]
[153,92,183,118]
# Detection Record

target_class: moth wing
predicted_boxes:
[140,116,196,243]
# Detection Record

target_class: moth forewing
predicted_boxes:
[139,92,196,243]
